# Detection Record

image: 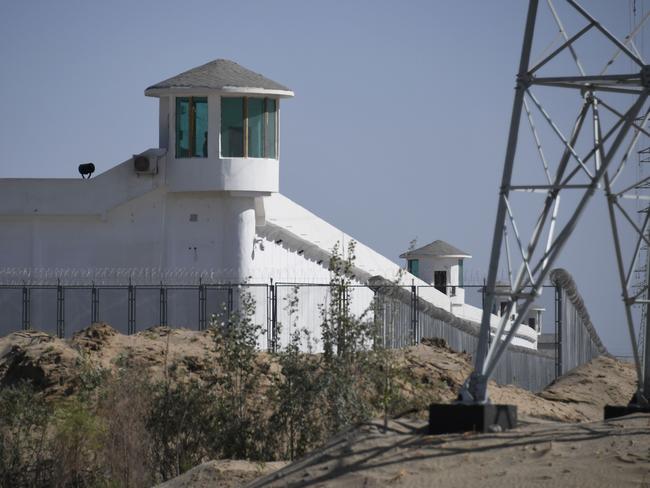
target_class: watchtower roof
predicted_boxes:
[145,59,294,97]
[400,240,471,259]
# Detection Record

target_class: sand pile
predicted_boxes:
[0,330,80,396]
[0,324,636,424]
[0,323,279,398]
[538,354,636,420]
[390,338,635,423]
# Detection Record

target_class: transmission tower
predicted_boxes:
[633,0,650,377]
[456,0,650,408]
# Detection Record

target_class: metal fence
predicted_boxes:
[550,268,608,375]
[0,269,607,392]
[368,278,559,391]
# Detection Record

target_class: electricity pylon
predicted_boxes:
[459,0,650,406]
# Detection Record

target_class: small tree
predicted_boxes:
[319,241,374,434]
[147,379,216,481]
[209,287,268,459]
[367,253,409,431]
[270,286,323,460]
[98,366,155,487]
[49,397,104,487]
[0,384,52,488]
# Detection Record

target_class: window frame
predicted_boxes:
[175,96,208,159]
[221,96,278,159]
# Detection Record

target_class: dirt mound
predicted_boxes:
[0,324,283,398]
[0,330,80,396]
[0,324,211,398]
[538,355,636,421]
[70,322,118,351]
[0,324,637,423]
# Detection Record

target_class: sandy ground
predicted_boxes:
[246,414,650,488]
[154,460,288,488]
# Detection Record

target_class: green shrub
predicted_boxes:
[49,397,104,487]
[97,367,154,487]
[0,384,52,487]
[209,289,269,460]
[147,380,216,481]
[270,287,324,460]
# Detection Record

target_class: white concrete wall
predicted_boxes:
[0,155,538,350]
[0,188,255,282]
[0,191,539,349]
[166,158,279,193]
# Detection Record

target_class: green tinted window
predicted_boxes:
[221,97,277,158]
[221,97,244,157]
[175,98,190,158]
[247,98,264,158]
[194,98,208,157]
[408,259,419,277]
[265,98,277,159]
[176,97,207,158]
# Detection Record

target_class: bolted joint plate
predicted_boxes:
[516,72,533,90]
[641,65,650,88]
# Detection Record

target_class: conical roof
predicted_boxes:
[145,59,293,96]
[399,239,471,259]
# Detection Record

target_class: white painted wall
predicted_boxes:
[0,179,538,348]
[0,83,538,349]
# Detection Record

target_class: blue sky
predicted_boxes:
[0,0,643,356]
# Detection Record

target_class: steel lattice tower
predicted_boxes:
[460,0,650,404]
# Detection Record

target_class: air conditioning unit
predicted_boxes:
[133,154,158,175]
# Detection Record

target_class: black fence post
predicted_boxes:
[227,286,234,324]
[56,280,64,338]
[372,289,383,348]
[411,284,418,346]
[271,281,278,352]
[198,283,207,331]
[266,283,270,349]
[128,280,136,335]
[91,283,99,323]
[159,284,167,326]
[555,283,563,378]
[22,285,30,330]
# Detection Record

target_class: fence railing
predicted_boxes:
[0,270,608,391]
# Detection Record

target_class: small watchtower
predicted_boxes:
[400,240,471,296]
